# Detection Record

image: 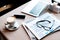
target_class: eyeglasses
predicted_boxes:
[36,20,55,31]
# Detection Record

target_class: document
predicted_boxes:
[22,13,60,40]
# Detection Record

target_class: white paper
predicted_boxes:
[22,24,60,40]
[22,24,37,40]
[23,13,60,40]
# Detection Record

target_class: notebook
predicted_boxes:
[21,0,49,17]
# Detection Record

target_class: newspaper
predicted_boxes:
[22,13,60,40]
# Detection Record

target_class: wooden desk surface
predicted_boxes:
[0,1,60,40]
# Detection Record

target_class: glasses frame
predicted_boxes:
[36,20,55,31]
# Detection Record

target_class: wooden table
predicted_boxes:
[0,1,60,40]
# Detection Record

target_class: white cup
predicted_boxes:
[5,16,20,31]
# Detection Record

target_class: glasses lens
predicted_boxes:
[44,26,51,31]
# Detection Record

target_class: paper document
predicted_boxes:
[22,13,60,40]
[23,24,60,40]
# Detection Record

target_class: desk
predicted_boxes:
[0,1,60,40]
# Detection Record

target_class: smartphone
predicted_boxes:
[14,15,25,19]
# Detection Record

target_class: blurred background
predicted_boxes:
[0,0,30,16]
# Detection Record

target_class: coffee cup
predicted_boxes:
[5,16,19,30]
